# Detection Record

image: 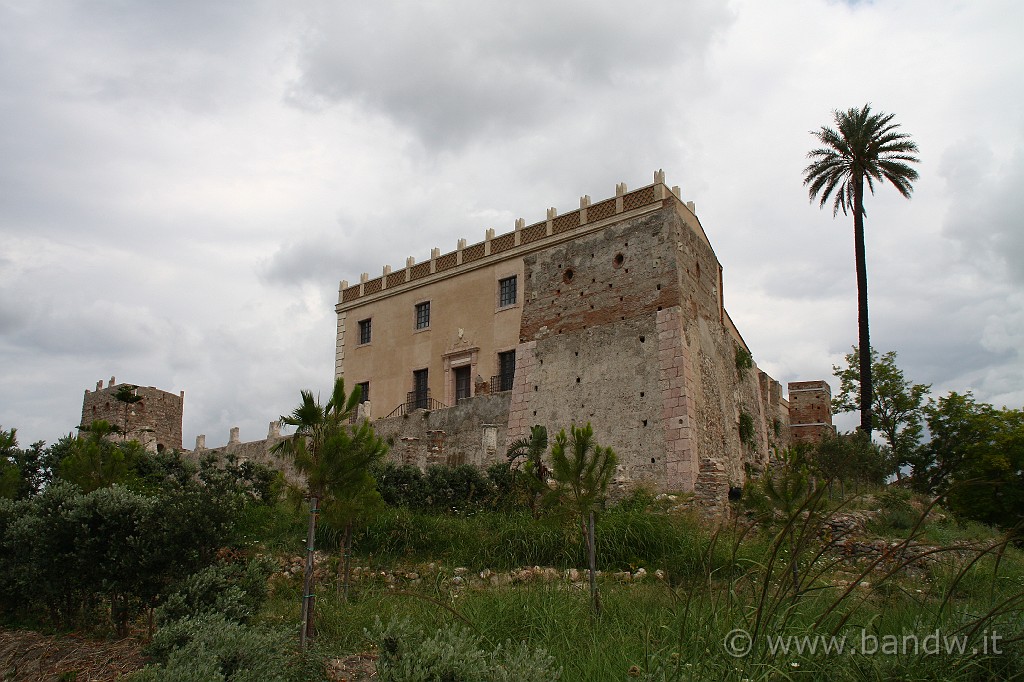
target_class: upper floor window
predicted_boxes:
[415,301,431,330]
[358,319,371,345]
[498,276,517,308]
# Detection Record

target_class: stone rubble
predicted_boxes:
[272,558,662,589]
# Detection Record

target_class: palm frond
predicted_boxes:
[803,103,919,219]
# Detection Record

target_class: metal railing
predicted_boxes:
[490,373,515,394]
[384,389,449,419]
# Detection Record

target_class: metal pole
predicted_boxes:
[300,495,319,650]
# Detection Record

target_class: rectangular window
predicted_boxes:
[498,276,517,307]
[355,381,369,403]
[415,301,431,330]
[454,366,471,403]
[358,319,371,344]
[411,369,429,410]
[497,350,516,392]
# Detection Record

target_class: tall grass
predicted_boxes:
[254,486,1024,680]
[342,504,761,576]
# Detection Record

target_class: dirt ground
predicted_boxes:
[325,651,378,681]
[0,627,145,681]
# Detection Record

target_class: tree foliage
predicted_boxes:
[59,420,144,491]
[833,347,930,476]
[546,423,617,614]
[910,392,1024,528]
[811,430,889,490]
[545,423,617,526]
[0,427,56,500]
[0,427,21,499]
[272,377,387,646]
[274,379,386,510]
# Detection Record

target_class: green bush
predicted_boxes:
[157,558,274,626]
[0,451,277,630]
[368,616,561,681]
[734,346,753,376]
[738,412,755,448]
[868,488,920,533]
[374,462,506,513]
[134,614,297,682]
[0,482,158,631]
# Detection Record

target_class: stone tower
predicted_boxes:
[81,377,184,452]
[787,380,834,444]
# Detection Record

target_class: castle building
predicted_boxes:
[335,171,832,505]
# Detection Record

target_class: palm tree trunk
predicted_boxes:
[853,177,873,438]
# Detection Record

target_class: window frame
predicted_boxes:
[415,301,431,330]
[497,349,516,392]
[497,275,518,308]
[412,368,429,409]
[358,318,372,345]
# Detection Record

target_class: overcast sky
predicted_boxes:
[2,0,1022,448]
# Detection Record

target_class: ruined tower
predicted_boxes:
[81,377,184,452]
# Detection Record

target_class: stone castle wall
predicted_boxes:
[188,421,300,485]
[370,393,511,470]
[505,200,790,500]
[509,211,682,487]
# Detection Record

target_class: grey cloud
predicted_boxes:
[8,297,172,358]
[259,234,357,288]
[287,1,732,149]
[940,141,1024,283]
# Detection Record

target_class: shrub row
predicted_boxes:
[0,452,277,633]
[372,461,525,513]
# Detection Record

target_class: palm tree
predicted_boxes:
[273,378,367,650]
[803,104,919,436]
[505,424,549,518]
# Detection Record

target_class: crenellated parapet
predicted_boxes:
[336,171,699,311]
[189,420,300,484]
